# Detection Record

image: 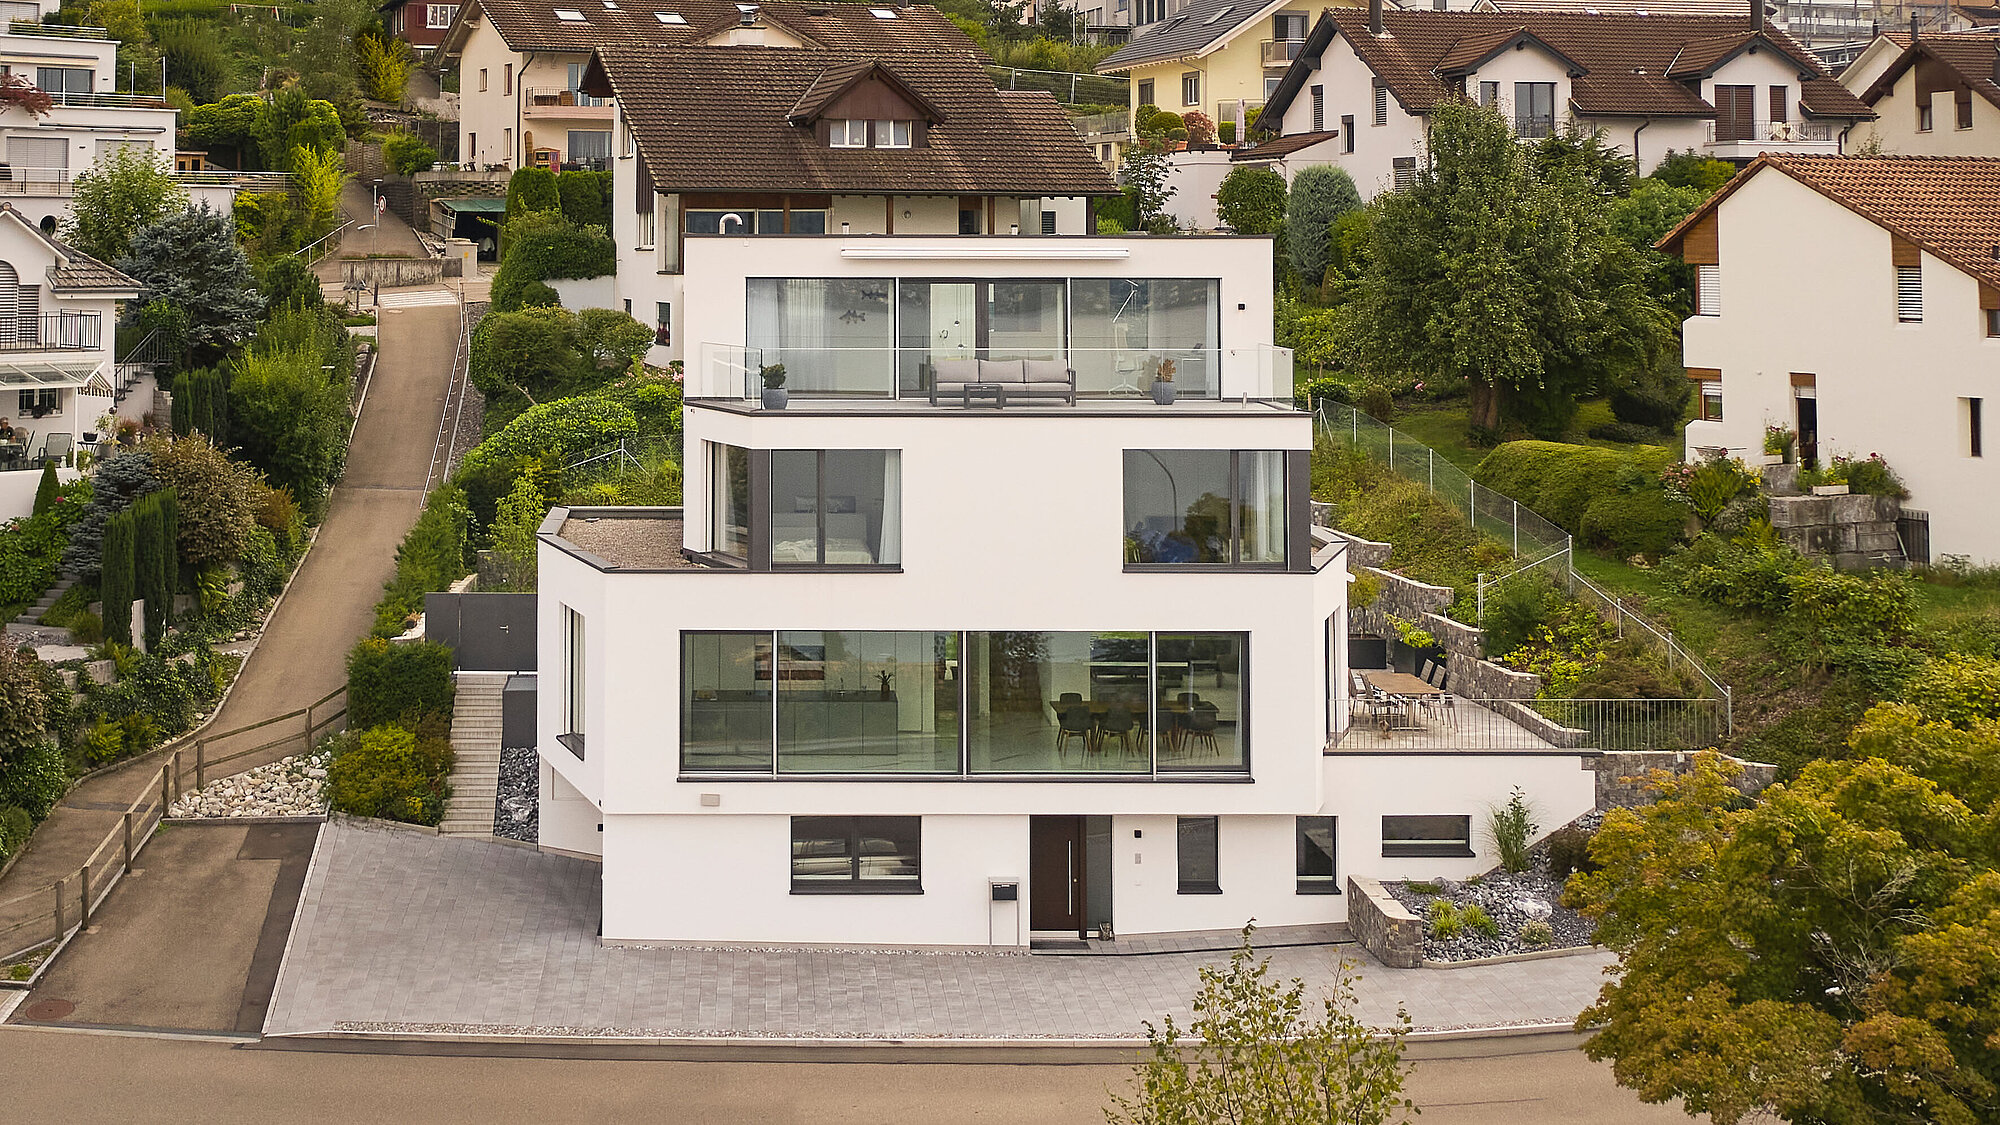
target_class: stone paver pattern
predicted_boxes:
[265,820,1615,1040]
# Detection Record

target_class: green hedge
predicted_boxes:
[458,397,638,478]
[345,638,455,729]
[556,169,610,228]
[372,485,470,636]
[327,724,454,826]
[489,214,616,312]
[100,510,136,646]
[1473,441,1688,558]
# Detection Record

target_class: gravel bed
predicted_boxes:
[1385,811,1602,962]
[444,302,487,479]
[494,745,538,843]
[169,749,331,818]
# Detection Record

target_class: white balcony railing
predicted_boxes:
[1705,119,1837,144]
[523,86,609,110]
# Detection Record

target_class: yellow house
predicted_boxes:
[1096,0,1361,137]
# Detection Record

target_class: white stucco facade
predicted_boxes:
[1850,46,2000,157]
[0,25,179,229]
[535,234,1598,946]
[449,17,600,170]
[1676,165,2000,562]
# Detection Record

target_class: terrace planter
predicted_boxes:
[761,387,788,410]
[1389,638,1445,677]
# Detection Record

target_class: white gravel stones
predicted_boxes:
[169,748,331,818]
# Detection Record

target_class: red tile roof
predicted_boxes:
[1309,10,1870,120]
[449,0,972,56]
[1859,32,2000,114]
[1231,130,1340,160]
[1659,154,2000,290]
[590,46,1119,195]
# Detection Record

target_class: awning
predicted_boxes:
[0,361,100,389]
[436,197,508,215]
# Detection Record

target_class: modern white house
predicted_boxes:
[0,201,139,518]
[440,0,976,172]
[1664,153,2000,562]
[1849,30,2000,154]
[1237,0,1873,201]
[531,231,1602,947]
[0,19,179,230]
[580,41,1117,366]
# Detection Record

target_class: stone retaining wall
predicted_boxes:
[341,258,446,287]
[1592,750,1778,808]
[1346,876,1422,968]
[1767,492,1904,570]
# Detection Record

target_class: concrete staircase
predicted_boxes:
[11,575,74,627]
[440,673,507,837]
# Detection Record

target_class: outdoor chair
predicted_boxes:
[37,432,71,466]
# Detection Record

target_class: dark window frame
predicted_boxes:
[767,448,900,570]
[1381,814,1473,858]
[1296,815,1339,894]
[790,815,924,894]
[1177,815,1221,894]
[1122,449,1294,570]
[1340,114,1354,152]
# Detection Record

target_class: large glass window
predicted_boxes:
[895,280,1065,395]
[964,632,1152,774]
[1156,633,1246,771]
[1124,450,1286,566]
[710,443,750,559]
[747,278,895,397]
[1069,279,1219,397]
[681,633,774,771]
[561,606,585,758]
[791,816,921,892]
[768,449,899,566]
[776,631,959,773]
[1177,816,1220,893]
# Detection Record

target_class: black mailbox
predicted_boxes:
[989,880,1018,902]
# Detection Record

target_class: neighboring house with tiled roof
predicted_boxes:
[1243,3,1872,198]
[0,202,139,519]
[578,44,1118,363]
[1659,154,2000,562]
[1097,0,1363,142]
[439,0,974,170]
[1849,30,2000,153]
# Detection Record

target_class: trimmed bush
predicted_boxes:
[556,169,611,228]
[1215,165,1286,235]
[0,740,66,821]
[171,367,229,439]
[382,131,437,175]
[1473,440,1680,532]
[31,463,57,515]
[326,724,454,826]
[346,638,456,730]
[133,491,172,649]
[100,510,137,646]
[0,804,31,860]
[1545,825,1597,880]
[458,397,639,478]
[1580,488,1689,559]
[372,484,471,636]
[489,212,616,312]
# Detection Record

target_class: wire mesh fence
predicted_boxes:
[985,65,1129,106]
[1314,402,1732,725]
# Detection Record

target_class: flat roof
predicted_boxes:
[436,197,509,213]
[546,508,713,572]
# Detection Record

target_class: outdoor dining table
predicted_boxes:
[1360,670,1445,732]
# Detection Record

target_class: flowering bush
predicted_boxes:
[1799,452,1908,499]
[1762,424,1794,458]
[1182,110,1217,146]
[0,75,53,118]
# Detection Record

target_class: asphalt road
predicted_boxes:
[0,1028,1684,1124]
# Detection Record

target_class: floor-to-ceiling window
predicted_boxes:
[775,631,959,773]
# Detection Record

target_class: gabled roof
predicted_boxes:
[1657,154,2000,291]
[1858,32,2000,114]
[586,45,1118,196]
[443,0,972,56]
[1260,9,1871,128]
[786,57,946,123]
[0,205,140,294]
[1096,0,1282,74]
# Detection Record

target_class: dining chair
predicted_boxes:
[1186,705,1220,757]
[1057,704,1095,762]
[1057,691,1083,707]
[1097,703,1137,760]
[1418,659,1436,684]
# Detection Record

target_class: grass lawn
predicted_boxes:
[1386,399,1681,476]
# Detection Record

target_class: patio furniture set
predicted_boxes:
[1353,666,1456,735]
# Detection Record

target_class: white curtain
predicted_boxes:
[877,452,901,565]
[1243,451,1284,563]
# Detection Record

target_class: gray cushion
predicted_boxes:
[933,357,979,383]
[1022,359,1071,384]
[979,359,1024,381]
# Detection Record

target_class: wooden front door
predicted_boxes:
[1715,86,1755,141]
[1029,816,1085,933]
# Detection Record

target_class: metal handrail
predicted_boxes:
[295,220,352,267]
[0,312,101,351]
[6,20,111,37]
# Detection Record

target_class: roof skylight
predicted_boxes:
[602,1,619,8]
[655,9,685,20]
[1203,5,1232,22]
[555,8,587,19]
[870,6,898,16]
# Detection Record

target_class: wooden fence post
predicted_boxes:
[195,739,206,790]
[122,812,134,873]
[78,864,91,929]
[159,763,170,815]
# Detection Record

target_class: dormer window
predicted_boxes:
[828,119,914,148]
[555,8,586,19]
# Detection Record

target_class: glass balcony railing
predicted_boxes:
[705,345,1238,401]
[1261,38,1305,65]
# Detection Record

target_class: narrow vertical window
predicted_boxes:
[1372,81,1387,126]
[1182,71,1200,107]
[1697,263,1721,316]
[1987,307,2000,338]
[561,606,585,758]
[1968,397,1984,458]
[1768,85,1787,123]
[1479,80,1498,108]
[503,63,513,96]
[1040,209,1057,235]
[1340,114,1354,152]
[1177,816,1221,893]
[1296,816,1337,893]
[1310,85,1324,132]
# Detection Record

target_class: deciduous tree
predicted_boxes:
[62,146,189,265]
[1214,165,1286,235]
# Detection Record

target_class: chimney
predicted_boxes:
[1370,0,1383,35]
[1750,0,1761,33]
[740,3,758,24]
[1910,13,1919,42]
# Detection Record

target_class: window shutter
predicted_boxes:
[1896,265,1922,322]
[1372,82,1387,125]
[1697,263,1720,316]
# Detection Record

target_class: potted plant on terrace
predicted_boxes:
[1762,423,1795,465]
[1151,357,1177,405]
[760,363,788,410]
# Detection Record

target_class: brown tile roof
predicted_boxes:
[1659,154,2000,290]
[1098,0,1274,73]
[450,0,972,56]
[1231,129,1339,159]
[1859,32,2000,113]
[1485,0,1755,13]
[590,46,1119,195]
[0,204,140,291]
[1299,10,1870,121]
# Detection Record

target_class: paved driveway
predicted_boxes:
[265,819,1615,1041]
